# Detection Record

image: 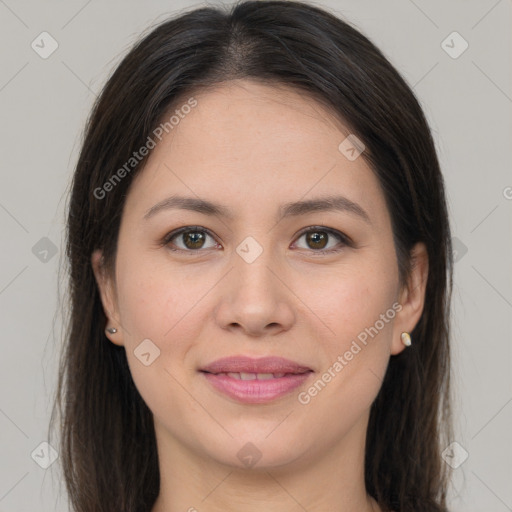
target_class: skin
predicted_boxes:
[92,79,428,512]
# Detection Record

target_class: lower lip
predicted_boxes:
[201,371,313,404]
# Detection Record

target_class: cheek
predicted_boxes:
[296,271,396,420]
[297,262,397,347]
[113,256,206,413]
[115,247,195,337]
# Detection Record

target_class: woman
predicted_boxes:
[50,1,454,510]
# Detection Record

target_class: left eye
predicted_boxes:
[293,227,349,253]
[163,226,350,254]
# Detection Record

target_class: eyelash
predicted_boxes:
[161,225,352,256]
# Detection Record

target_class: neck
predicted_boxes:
[151,412,381,512]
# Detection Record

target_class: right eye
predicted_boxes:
[162,226,221,253]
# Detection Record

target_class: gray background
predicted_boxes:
[0,0,511,510]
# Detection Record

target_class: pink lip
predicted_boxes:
[199,356,313,404]
[200,355,312,374]
[201,372,312,404]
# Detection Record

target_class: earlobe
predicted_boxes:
[391,242,429,355]
[91,249,124,346]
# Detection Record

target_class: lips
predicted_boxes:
[199,355,313,375]
[199,356,314,404]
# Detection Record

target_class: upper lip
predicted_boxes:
[200,356,313,375]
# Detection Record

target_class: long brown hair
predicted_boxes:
[49,1,454,510]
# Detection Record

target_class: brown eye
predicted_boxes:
[305,231,328,250]
[182,231,206,249]
[164,227,218,252]
[293,227,350,254]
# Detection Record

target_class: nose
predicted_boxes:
[213,245,296,337]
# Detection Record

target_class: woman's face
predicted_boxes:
[93,79,427,471]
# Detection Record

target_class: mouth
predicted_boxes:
[198,355,314,404]
[200,370,311,379]
[199,355,313,375]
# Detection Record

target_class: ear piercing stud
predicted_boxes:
[401,332,412,347]
[106,327,118,334]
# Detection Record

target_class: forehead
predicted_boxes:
[124,79,388,228]
[175,80,347,148]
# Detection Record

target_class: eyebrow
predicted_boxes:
[143,194,371,224]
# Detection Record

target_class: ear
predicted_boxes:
[91,249,124,346]
[391,242,429,355]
